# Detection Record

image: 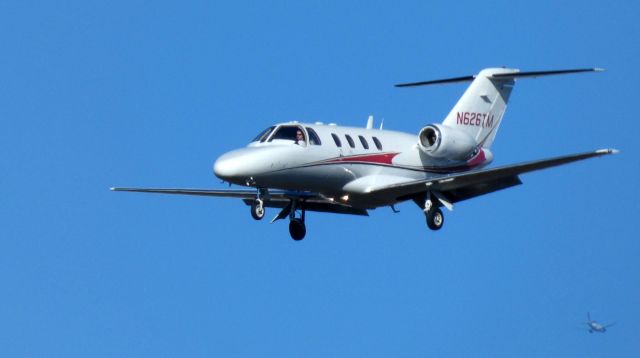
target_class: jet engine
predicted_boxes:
[418,124,478,160]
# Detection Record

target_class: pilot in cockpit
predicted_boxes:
[295,129,306,146]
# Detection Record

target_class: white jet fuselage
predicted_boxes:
[213,122,492,208]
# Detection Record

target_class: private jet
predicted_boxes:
[112,67,617,240]
[586,312,615,333]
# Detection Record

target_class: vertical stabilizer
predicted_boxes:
[442,68,517,149]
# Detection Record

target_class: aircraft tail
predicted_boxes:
[396,68,603,149]
[441,68,516,149]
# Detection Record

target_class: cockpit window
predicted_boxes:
[268,126,306,144]
[251,126,275,143]
[306,127,322,145]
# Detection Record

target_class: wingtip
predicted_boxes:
[596,148,619,154]
[593,67,606,72]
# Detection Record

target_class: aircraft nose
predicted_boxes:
[213,147,279,184]
[213,153,238,180]
[213,148,260,182]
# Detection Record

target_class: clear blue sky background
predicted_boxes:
[1,1,638,357]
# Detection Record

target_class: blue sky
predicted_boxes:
[1,1,639,356]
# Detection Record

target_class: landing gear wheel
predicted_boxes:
[426,207,444,231]
[250,199,265,220]
[289,218,306,241]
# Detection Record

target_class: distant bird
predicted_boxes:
[586,312,615,333]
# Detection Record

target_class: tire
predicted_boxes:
[426,207,444,231]
[250,200,265,220]
[289,218,306,241]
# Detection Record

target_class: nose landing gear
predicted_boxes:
[250,199,265,220]
[250,188,269,220]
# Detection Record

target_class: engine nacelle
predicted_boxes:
[418,124,478,160]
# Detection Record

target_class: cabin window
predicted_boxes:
[345,134,355,148]
[306,127,322,145]
[358,135,369,149]
[251,126,275,143]
[331,133,342,147]
[372,136,383,150]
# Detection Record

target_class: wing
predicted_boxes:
[368,149,618,204]
[110,187,368,216]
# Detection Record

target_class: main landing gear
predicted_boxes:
[249,189,307,241]
[287,201,306,241]
[425,206,444,230]
[289,218,306,241]
[419,192,447,231]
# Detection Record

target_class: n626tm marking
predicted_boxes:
[457,112,494,128]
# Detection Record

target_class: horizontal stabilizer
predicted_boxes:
[395,68,603,88]
[395,75,475,87]
[491,68,604,79]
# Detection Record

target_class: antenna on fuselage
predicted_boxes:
[379,118,384,130]
[366,115,374,129]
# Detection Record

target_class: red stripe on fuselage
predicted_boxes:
[299,150,488,173]
[323,152,400,165]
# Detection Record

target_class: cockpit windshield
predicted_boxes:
[251,126,275,143]
[268,126,306,145]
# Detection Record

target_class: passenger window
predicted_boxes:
[372,136,383,150]
[331,133,342,147]
[345,134,355,148]
[306,127,322,145]
[358,135,369,149]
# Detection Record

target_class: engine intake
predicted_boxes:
[418,124,478,160]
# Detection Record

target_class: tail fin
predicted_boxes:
[442,68,516,148]
[396,67,603,149]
